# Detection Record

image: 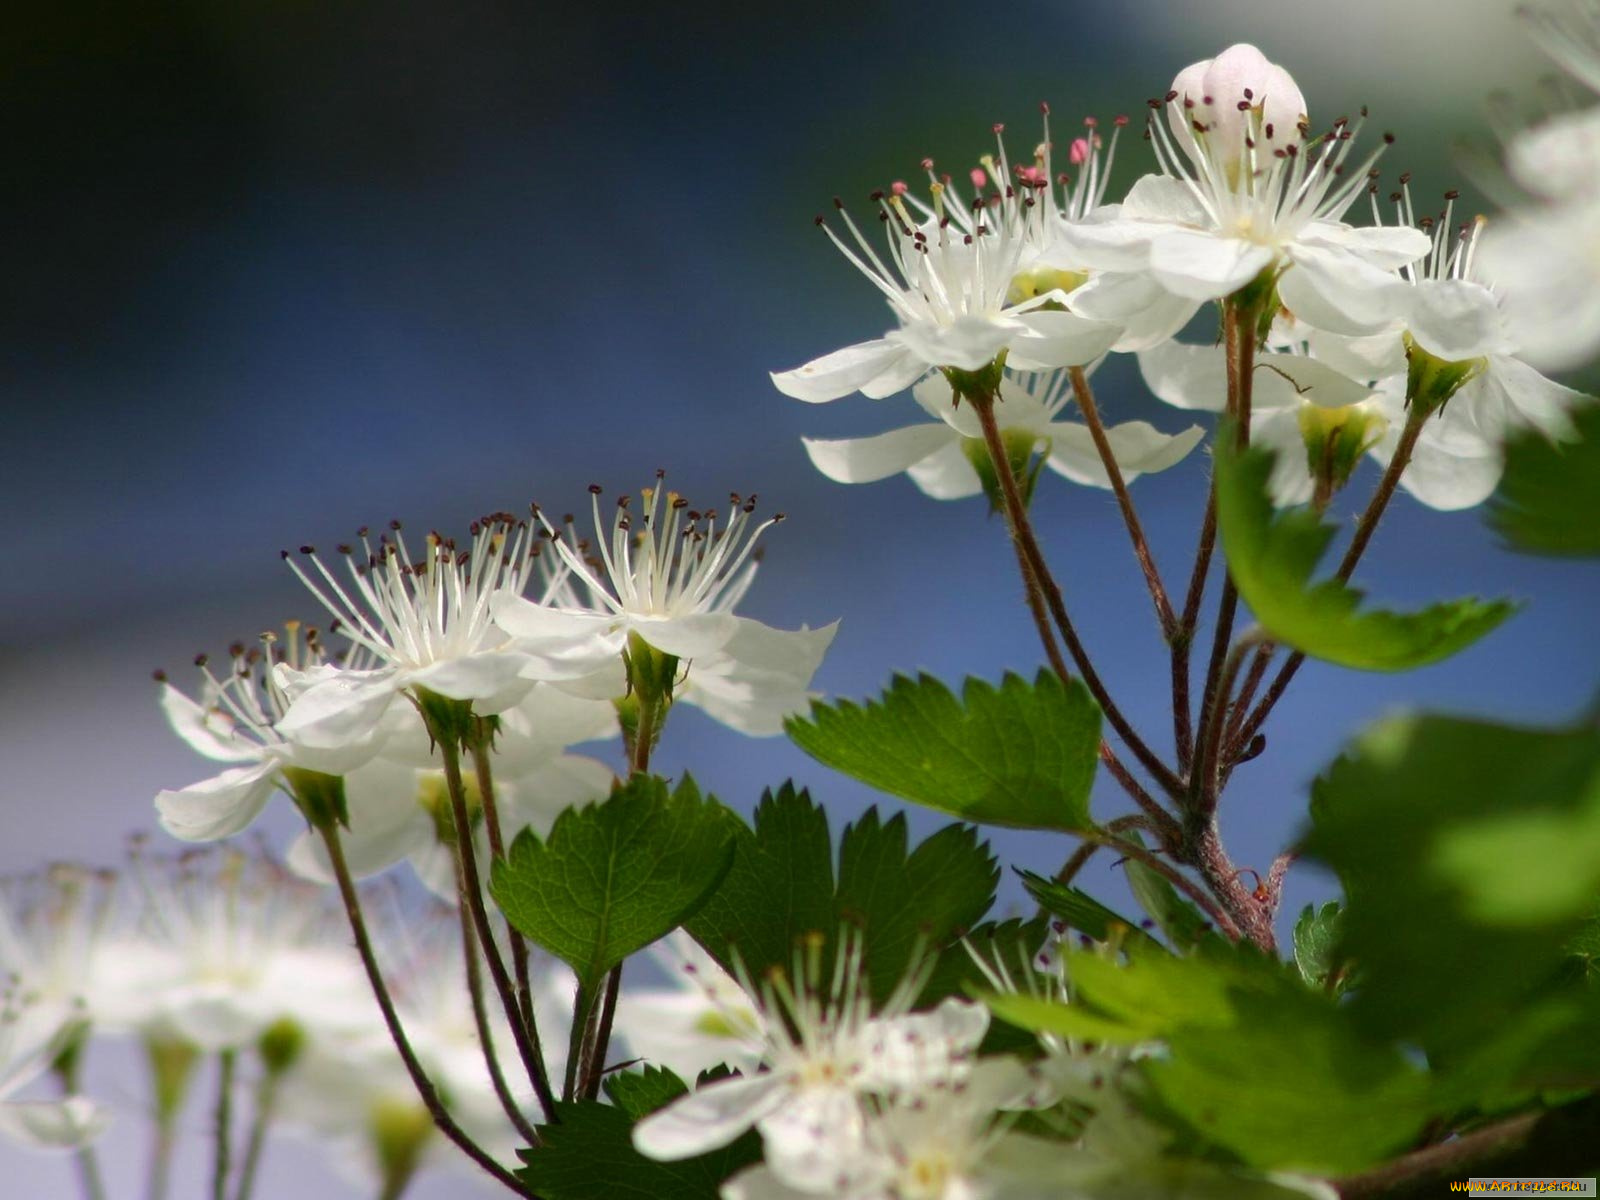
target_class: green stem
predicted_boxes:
[231,1071,280,1200]
[53,1051,106,1200]
[318,822,528,1195]
[211,1051,237,1200]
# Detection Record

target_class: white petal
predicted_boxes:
[1069,272,1200,352]
[1372,417,1500,511]
[888,315,1012,373]
[802,423,957,485]
[720,1165,824,1200]
[500,754,615,837]
[1047,421,1206,487]
[275,670,400,753]
[1007,309,1123,370]
[626,612,739,660]
[910,375,981,436]
[719,618,838,679]
[1149,231,1276,301]
[1296,221,1430,269]
[287,759,431,882]
[1405,280,1509,362]
[906,440,984,499]
[632,1072,789,1160]
[1252,352,1374,412]
[493,595,616,649]
[0,1097,107,1150]
[1477,207,1600,370]
[1509,106,1600,200]
[1138,340,1227,412]
[405,652,534,711]
[155,761,278,843]
[1477,354,1586,440]
[159,685,261,763]
[757,1087,869,1189]
[1118,173,1210,227]
[770,339,914,403]
[858,352,931,400]
[1306,329,1407,382]
[495,684,619,763]
[1252,408,1317,507]
[1279,241,1410,336]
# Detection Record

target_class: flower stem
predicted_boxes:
[231,1071,280,1200]
[52,1051,106,1200]
[970,390,1186,800]
[579,965,623,1101]
[211,1051,236,1200]
[1086,829,1241,940]
[1228,407,1429,757]
[317,822,529,1195]
[469,729,557,1119]
[434,728,559,1123]
[1171,488,1218,773]
[1068,365,1175,635]
[456,878,543,1145]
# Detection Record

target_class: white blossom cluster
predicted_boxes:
[778,42,1584,512]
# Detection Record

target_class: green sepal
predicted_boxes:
[1404,332,1486,416]
[281,766,349,832]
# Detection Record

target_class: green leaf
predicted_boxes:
[922,916,1051,1054]
[1291,902,1347,994]
[1121,831,1210,951]
[786,671,1102,832]
[1490,401,1600,556]
[1019,871,1159,946]
[1214,427,1517,670]
[834,810,997,1001]
[516,1090,759,1200]
[680,783,835,989]
[490,775,738,992]
[684,786,999,1006]
[603,1065,688,1121]
[1147,989,1432,1174]
[1304,714,1600,1050]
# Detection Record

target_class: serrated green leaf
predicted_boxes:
[981,990,1157,1046]
[1291,902,1346,993]
[1214,427,1517,670]
[1490,401,1600,556]
[603,1065,688,1120]
[1304,714,1600,1051]
[1121,831,1210,951]
[684,785,999,1006]
[489,775,738,992]
[835,810,997,1001]
[516,1094,759,1200]
[787,671,1101,832]
[1018,871,1159,946]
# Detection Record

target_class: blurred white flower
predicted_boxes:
[0,997,106,1152]
[803,368,1203,501]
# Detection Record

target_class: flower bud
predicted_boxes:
[1298,404,1387,503]
[369,1096,434,1198]
[1403,332,1486,417]
[1006,265,1089,308]
[257,1016,306,1076]
[961,430,1048,514]
[1168,44,1307,174]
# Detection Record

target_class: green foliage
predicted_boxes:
[1305,714,1600,1054]
[1019,871,1159,946]
[786,671,1102,831]
[1214,427,1517,670]
[518,1067,759,1200]
[1291,902,1347,994]
[684,785,998,1005]
[1121,831,1210,951]
[1490,401,1600,556]
[490,774,738,993]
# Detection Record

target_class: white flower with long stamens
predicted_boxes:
[770,134,1123,404]
[1311,184,1587,509]
[493,478,837,734]
[275,514,556,756]
[1070,45,1428,335]
[154,625,386,842]
[803,367,1204,501]
[631,933,988,1189]
[612,932,766,1081]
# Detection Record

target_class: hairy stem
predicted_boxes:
[456,883,543,1146]
[1088,830,1241,940]
[1171,489,1218,773]
[231,1071,280,1200]
[318,823,528,1195]
[1068,365,1175,633]
[580,965,623,1101]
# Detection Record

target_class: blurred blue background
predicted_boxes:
[3,0,1595,1193]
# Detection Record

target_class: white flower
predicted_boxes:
[632,935,988,1188]
[98,848,369,1053]
[770,128,1125,404]
[494,480,837,736]
[1137,336,1380,506]
[1070,45,1427,334]
[276,514,556,757]
[0,997,106,1152]
[612,932,765,1080]
[0,866,121,1032]
[154,626,388,842]
[803,368,1203,501]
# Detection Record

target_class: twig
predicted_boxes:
[1171,489,1218,772]
[1086,830,1241,940]
[456,880,543,1146]
[1068,365,1175,633]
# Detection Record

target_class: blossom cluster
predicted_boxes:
[777,42,1583,513]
